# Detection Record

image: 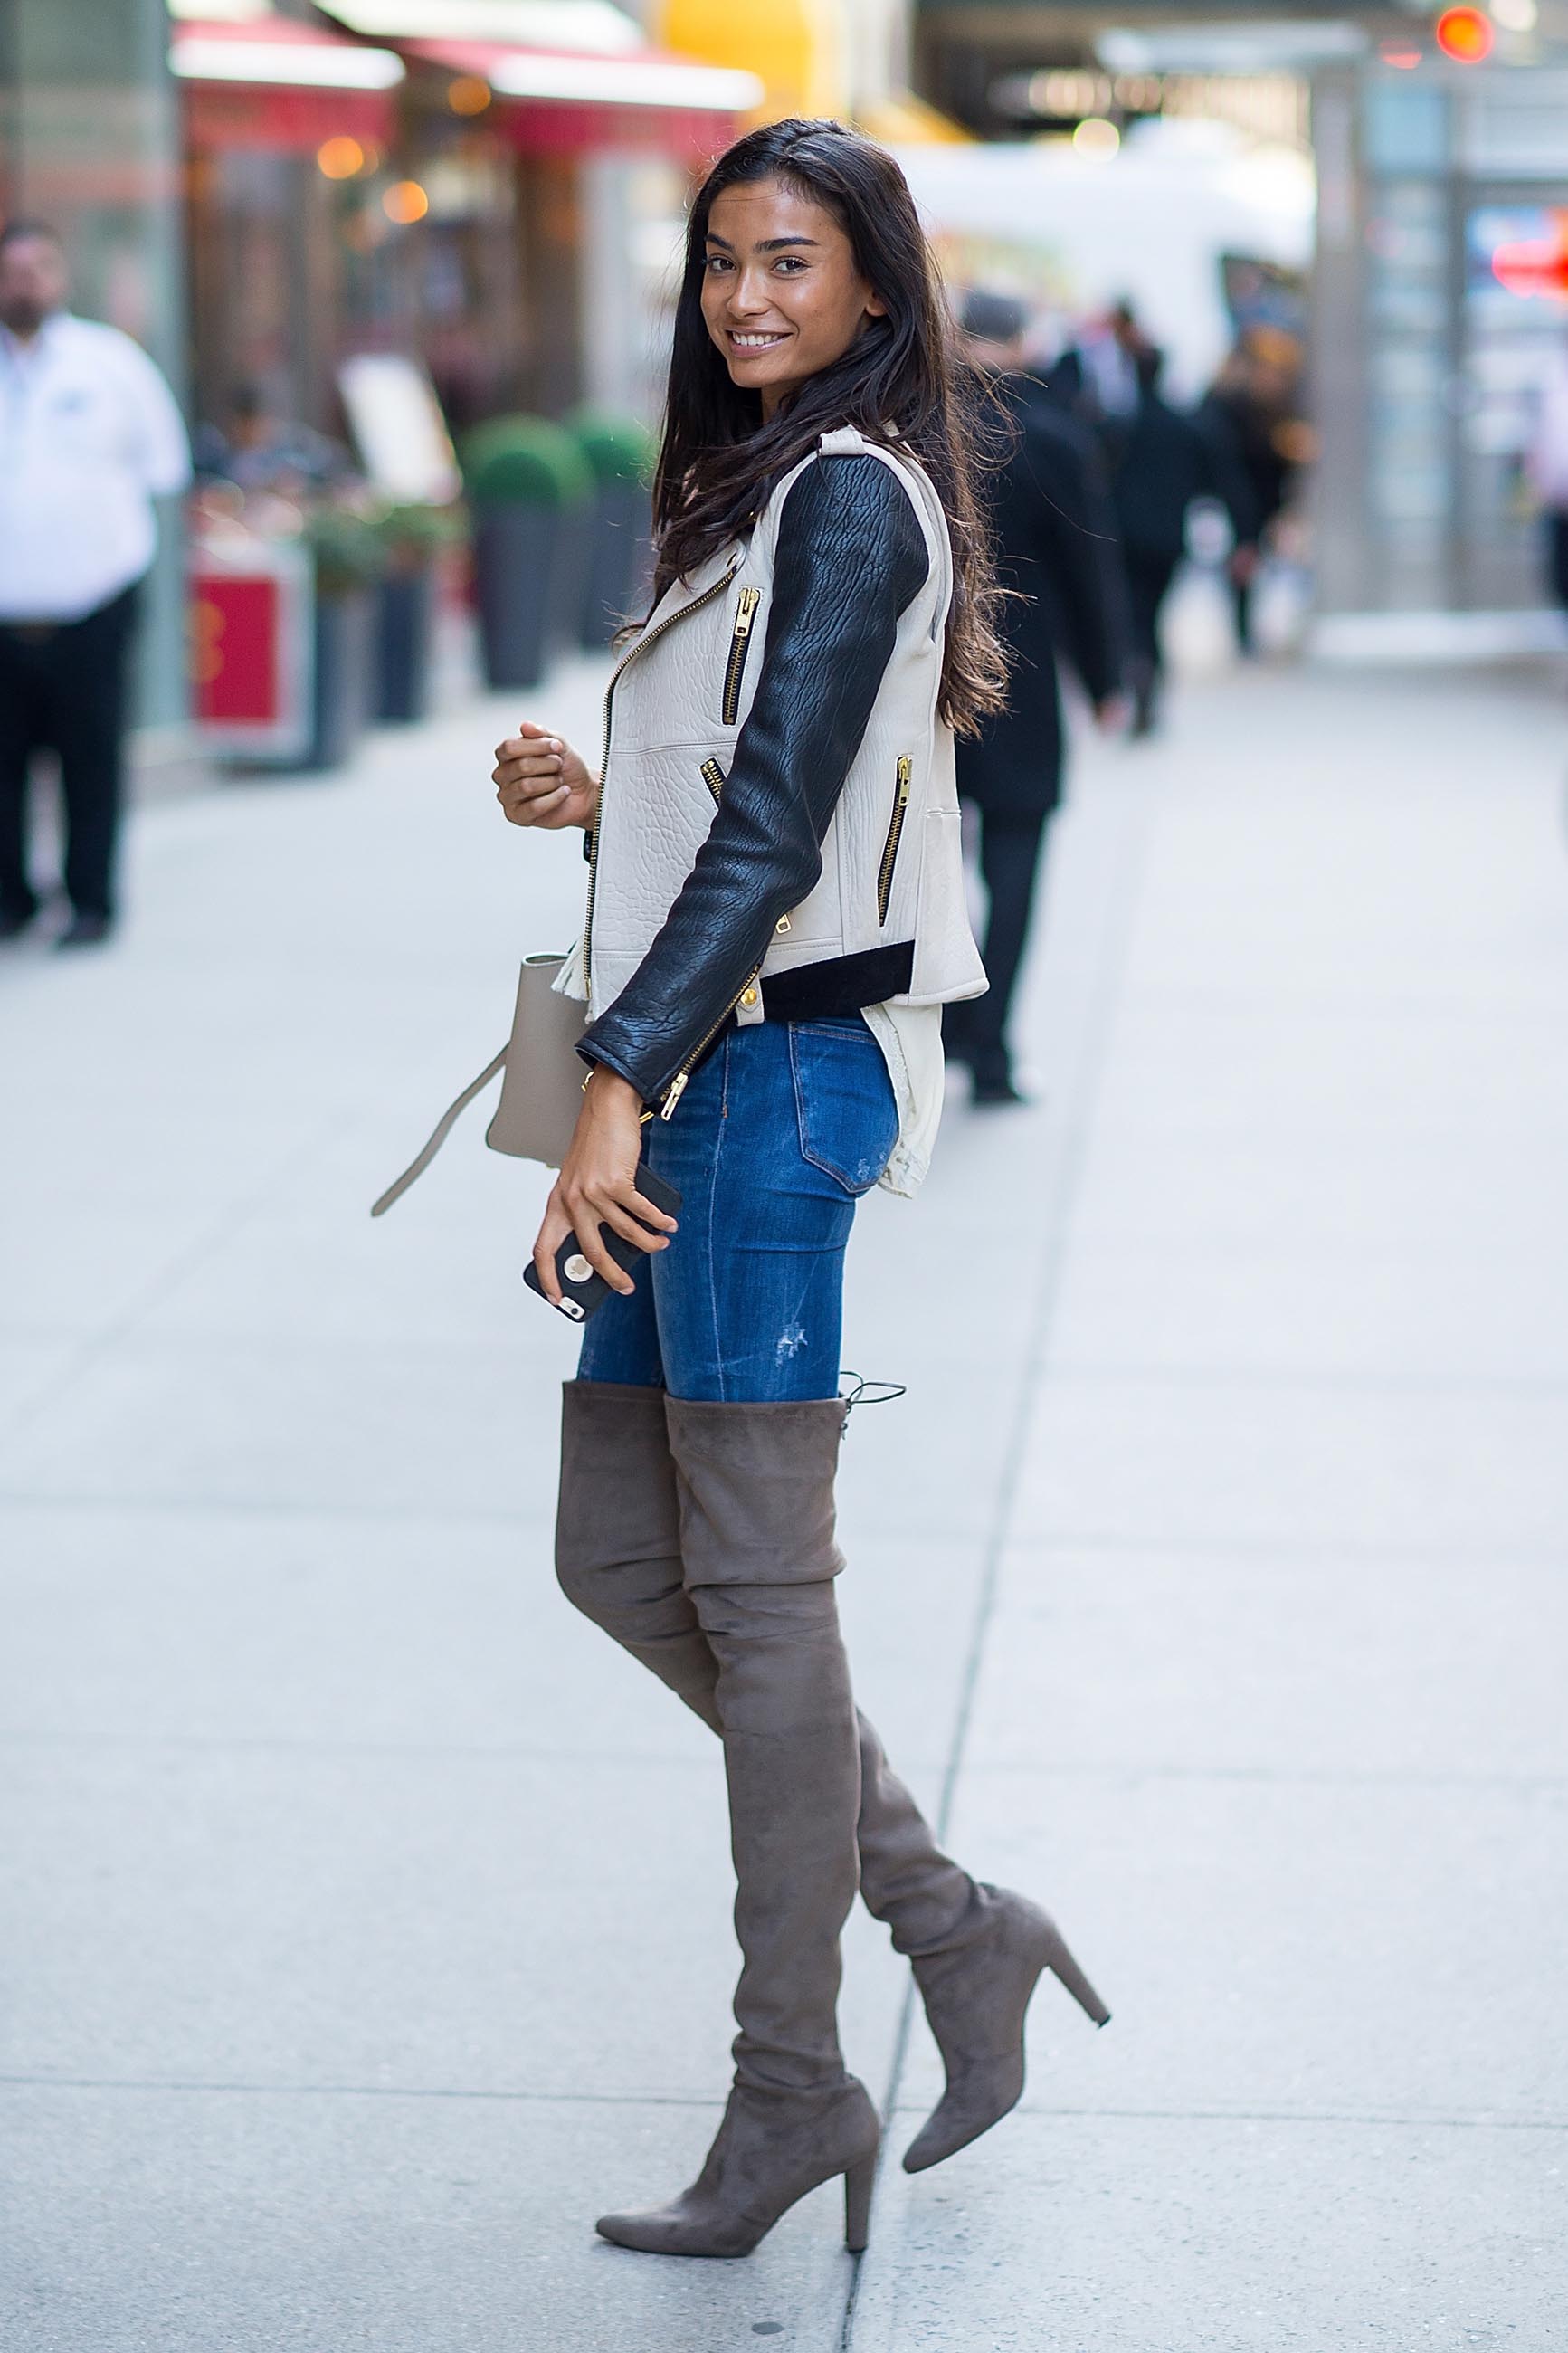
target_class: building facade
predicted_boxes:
[1,0,757,741]
[0,0,190,729]
[1314,58,1568,630]
[911,0,1568,633]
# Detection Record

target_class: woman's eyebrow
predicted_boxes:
[703,233,821,253]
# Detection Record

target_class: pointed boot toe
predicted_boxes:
[903,1887,1109,2175]
[595,2081,879,2258]
[594,2197,757,2259]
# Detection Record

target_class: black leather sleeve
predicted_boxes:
[579,452,929,1107]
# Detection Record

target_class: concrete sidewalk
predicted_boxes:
[2,657,1564,2350]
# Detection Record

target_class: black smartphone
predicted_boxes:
[522,1166,683,1324]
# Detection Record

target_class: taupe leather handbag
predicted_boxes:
[371,953,587,1215]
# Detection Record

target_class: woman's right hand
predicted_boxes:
[532,1066,678,1304]
[492,722,599,832]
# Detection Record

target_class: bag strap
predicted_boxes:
[369,1047,508,1217]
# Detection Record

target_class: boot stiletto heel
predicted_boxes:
[843,2150,877,2253]
[1041,1916,1110,2027]
[903,1886,1110,2175]
[596,2080,881,2259]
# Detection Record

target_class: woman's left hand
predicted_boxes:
[532,1067,679,1304]
[493,722,599,833]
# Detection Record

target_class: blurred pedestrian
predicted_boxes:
[1033,295,1145,428]
[0,219,191,947]
[947,290,1126,1105]
[194,381,349,496]
[1196,334,1303,655]
[1104,342,1253,736]
[489,119,1107,2259]
[1527,335,1568,617]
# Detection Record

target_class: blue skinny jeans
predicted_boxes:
[576,1015,898,1403]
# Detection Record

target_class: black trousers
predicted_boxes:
[1122,550,1178,726]
[0,584,141,922]
[1230,569,1256,657]
[1548,513,1568,613]
[948,804,1050,1081]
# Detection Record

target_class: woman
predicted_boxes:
[491,119,1107,2261]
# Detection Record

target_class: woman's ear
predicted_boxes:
[863,285,889,321]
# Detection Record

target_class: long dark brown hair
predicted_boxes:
[648,119,1008,737]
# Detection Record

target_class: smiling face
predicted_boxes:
[699,176,886,421]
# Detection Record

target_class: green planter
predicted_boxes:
[462,417,594,689]
[308,588,376,770]
[299,509,385,771]
[375,569,437,724]
[372,503,460,724]
[568,410,656,648]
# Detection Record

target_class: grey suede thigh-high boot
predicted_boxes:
[856,1713,1110,2172]
[554,1379,1108,2183]
[556,1383,969,1941]
[594,1396,878,2258]
[555,1380,720,1729]
[556,1381,967,1929]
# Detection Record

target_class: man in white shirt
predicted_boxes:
[0,220,192,947]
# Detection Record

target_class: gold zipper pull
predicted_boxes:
[733,587,761,637]
[896,753,912,803]
[660,967,762,1118]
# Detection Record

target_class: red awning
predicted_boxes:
[172,16,404,154]
[398,37,756,166]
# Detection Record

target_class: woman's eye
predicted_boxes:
[704,254,731,274]
[774,257,806,274]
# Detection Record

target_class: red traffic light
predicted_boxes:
[1435,6,1495,61]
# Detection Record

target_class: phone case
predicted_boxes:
[523,1167,684,1324]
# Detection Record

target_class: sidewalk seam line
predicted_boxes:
[3,2077,1562,2134]
[842,774,1156,2352]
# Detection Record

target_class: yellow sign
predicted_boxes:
[660,0,845,124]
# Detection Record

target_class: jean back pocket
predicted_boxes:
[788,1018,899,1197]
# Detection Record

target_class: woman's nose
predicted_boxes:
[727,266,773,317]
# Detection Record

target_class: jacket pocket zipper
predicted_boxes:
[720,588,762,724]
[659,967,763,1120]
[876,756,913,926]
[701,763,791,934]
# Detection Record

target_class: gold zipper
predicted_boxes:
[584,557,743,992]
[720,587,762,724]
[876,756,913,926]
[660,966,762,1120]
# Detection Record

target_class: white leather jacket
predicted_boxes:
[560,427,985,1088]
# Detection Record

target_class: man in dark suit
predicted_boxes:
[1104,342,1255,735]
[948,292,1126,1105]
[1196,336,1304,657]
